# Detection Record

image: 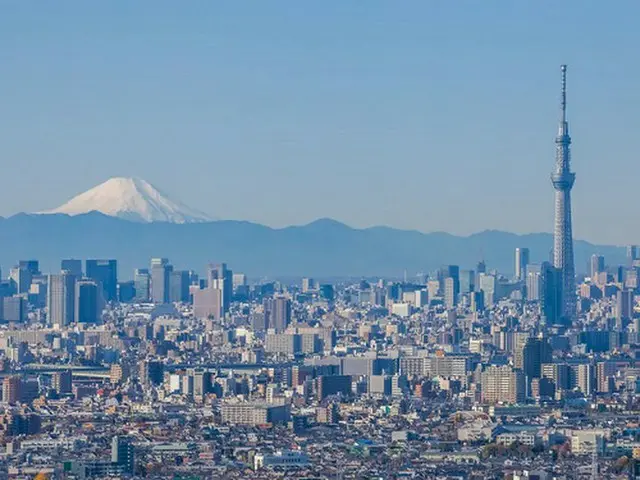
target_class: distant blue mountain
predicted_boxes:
[0,213,624,279]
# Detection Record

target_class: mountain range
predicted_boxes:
[0,212,624,279]
[0,177,622,278]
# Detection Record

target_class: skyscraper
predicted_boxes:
[18,260,40,276]
[208,263,233,313]
[47,271,76,327]
[264,296,292,332]
[551,65,576,322]
[61,259,83,277]
[134,268,151,302]
[540,261,563,325]
[86,259,118,302]
[628,246,638,267]
[169,270,190,303]
[150,258,171,304]
[9,266,32,295]
[75,279,100,323]
[514,247,530,280]
[590,255,605,279]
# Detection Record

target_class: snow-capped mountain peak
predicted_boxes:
[41,177,213,224]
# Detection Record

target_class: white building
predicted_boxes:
[254,450,309,470]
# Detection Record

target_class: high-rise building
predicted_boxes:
[551,65,576,322]
[526,264,542,301]
[479,273,497,306]
[515,247,530,280]
[443,265,460,303]
[47,271,76,326]
[133,269,150,302]
[111,436,135,474]
[521,337,553,380]
[61,259,83,277]
[75,279,100,323]
[2,297,27,323]
[459,270,475,294]
[628,246,638,266]
[540,261,563,325]
[590,255,605,279]
[52,370,72,395]
[616,289,634,328]
[207,263,233,313]
[481,365,525,404]
[85,259,118,302]
[9,266,32,295]
[233,273,247,289]
[265,296,292,332]
[575,363,595,395]
[169,270,190,303]
[192,287,223,320]
[18,260,40,276]
[150,258,171,304]
[139,360,164,387]
[2,376,22,404]
[444,277,457,308]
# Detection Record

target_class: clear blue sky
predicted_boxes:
[0,1,638,245]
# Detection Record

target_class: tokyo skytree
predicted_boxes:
[551,64,576,321]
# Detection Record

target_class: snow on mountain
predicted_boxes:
[40,177,213,224]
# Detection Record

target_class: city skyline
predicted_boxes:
[1,2,639,244]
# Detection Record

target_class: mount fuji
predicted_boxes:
[40,177,213,224]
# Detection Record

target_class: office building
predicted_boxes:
[233,273,247,289]
[616,289,634,328]
[628,246,638,266]
[264,296,292,332]
[2,297,26,323]
[117,281,135,302]
[526,264,542,301]
[515,247,530,280]
[479,273,497,306]
[9,266,32,295]
[540,262,563,325]
[169,270,190,303]
[316,375,352,400]
[75,280,100,323]
[133,269,151,302]
[150,258,172,304]
[61,259,83,277]
[192,287,223,320]
[86,259,118,302]
[590,255,605,279]
[18,260,40,276]
[47,271,76,327]
[444,277,457,308]
[207,263,233,313]
[521,337,552,380]
[459,270,475,294]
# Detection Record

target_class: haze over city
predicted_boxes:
[1,2,639,244]
[2,3,640,479]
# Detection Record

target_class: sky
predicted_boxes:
[0,1,638,245]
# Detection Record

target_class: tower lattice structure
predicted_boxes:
[551,64,576,322]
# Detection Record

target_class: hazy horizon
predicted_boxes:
[1,2,639,244]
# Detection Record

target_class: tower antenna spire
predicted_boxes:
[560,64,567,123]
